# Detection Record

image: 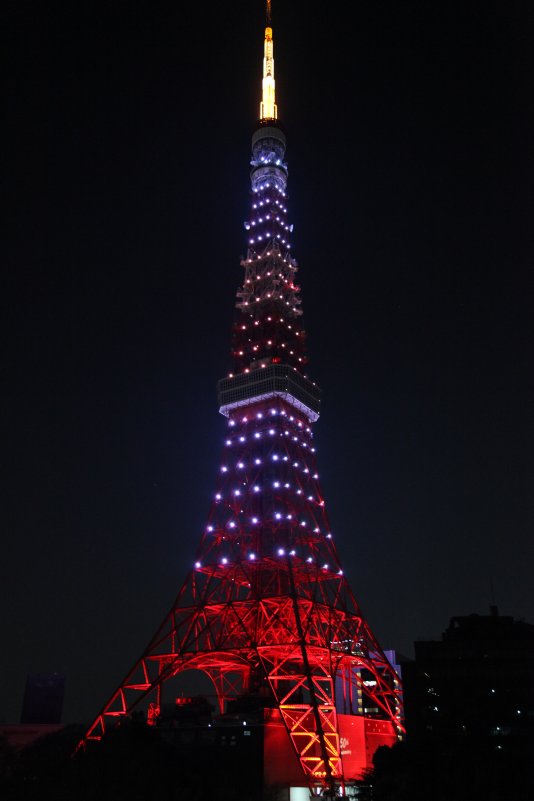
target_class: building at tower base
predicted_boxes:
[147,697,397,797]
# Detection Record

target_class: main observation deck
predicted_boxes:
[218,363,321,422]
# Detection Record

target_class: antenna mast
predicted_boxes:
[260,0,277,120]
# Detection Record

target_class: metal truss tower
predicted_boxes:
[78,5,404,796]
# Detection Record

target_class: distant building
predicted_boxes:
[402,608,534,754]
[20,673,66,725]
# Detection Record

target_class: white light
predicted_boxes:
[207,525,214,532]
[273,481,280,488]
[239,436,245,443]
[269,429,275,435]
[251,517,258,524]
[234,490,241,496]
[255,458,261,465]
[249,553,256,560]
[272,454,278,461]
[222,558,228,564]
[229,420,236,427]
[237,462,245,469]
[253,486,260,493]
[275,513,282,520]
[278,548,285,556]
[289,550,296,556]
[307,557,313,563]
[221,466,228,473]
[195,561,201,568]
[254,432,261,439]
[215,494,222,500]
[226,440,232,446]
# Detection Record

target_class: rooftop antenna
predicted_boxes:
[490,578,499,617]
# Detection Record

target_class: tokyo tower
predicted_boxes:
[78,3,404,796]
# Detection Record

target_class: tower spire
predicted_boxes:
[260,1,277,121]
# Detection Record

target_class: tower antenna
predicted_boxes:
[260,1,276,120]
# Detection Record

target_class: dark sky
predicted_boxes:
[3,0,533,725]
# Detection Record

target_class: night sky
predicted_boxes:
[3,1,533,726]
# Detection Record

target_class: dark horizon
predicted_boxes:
[3,0,533,725]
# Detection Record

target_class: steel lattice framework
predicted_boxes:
[78,7,404,796]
